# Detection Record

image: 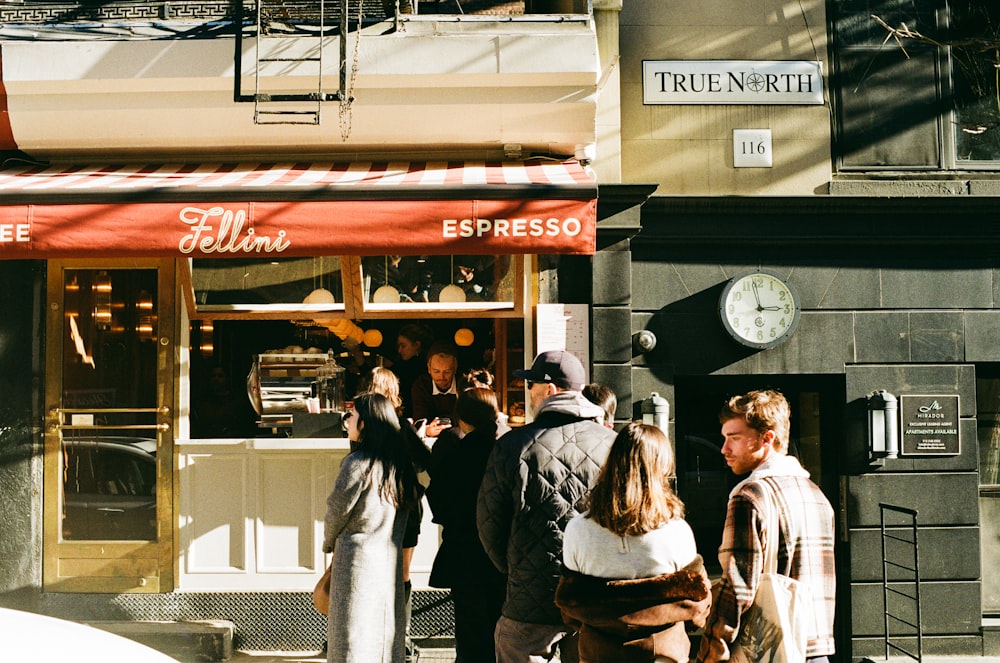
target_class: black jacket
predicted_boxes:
[425,427,504,590]
[477,392,615,624]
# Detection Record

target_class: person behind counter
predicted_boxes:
[411,341,460,438]
[426,387,507,663]
[555,422,711,663]
[391,323,434,420]
[322,392,421,663]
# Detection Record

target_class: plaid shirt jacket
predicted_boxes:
[695,458,836,663]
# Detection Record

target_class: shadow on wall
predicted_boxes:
[639,282,758,376]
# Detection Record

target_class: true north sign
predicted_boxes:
[642,60,824,105]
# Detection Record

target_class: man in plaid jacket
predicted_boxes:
[695,389,836,663]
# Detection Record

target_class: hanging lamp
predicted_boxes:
[372,255,401,303]
[304,256,336,304]
[438,255,467,303]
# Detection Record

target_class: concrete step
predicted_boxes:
[87,619,234,662]
[984,617,1000,656]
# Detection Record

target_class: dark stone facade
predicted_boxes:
[587,195,1000,660]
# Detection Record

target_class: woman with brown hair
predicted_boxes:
[555,422,711,663]
[358,366,404,416]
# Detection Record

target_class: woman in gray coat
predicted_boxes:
[323,393,421,663]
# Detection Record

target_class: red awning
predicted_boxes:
[0,160,597,258]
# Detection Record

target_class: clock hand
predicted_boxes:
[751,281,763,310]
[760,306,782,311]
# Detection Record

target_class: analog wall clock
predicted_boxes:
[719,270,801,349]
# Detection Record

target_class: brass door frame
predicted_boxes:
[43,259,176,593]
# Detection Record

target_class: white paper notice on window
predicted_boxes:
[536,304,590,380]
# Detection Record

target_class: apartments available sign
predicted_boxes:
[899,394,960,456]
[642,60,824,105]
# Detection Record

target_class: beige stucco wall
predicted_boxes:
[619,0,832,194]
[1,20,600,162]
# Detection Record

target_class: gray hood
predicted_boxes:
[536,390,606,421]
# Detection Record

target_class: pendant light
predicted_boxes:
[438,255,467,303]
[304,256,336,304]
[372,255,401,303]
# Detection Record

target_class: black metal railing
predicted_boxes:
[879,503,923,663]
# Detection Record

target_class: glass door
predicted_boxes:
[44,259,175,593]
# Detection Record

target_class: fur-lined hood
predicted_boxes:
[555,556,712,662]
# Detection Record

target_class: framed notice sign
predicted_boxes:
[900,394,960,456]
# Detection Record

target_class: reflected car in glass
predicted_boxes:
[62,437,157,541]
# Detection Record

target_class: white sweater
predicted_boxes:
[562,513,699,580]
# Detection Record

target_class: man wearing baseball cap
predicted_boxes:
[477,350,616,663]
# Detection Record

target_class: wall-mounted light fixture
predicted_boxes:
[867,389,899,462]
[641,392,670,435]
[632,330,657,354]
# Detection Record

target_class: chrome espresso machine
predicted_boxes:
[247,350,346,436]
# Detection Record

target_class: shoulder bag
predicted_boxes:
[731,480,813,663]
[312,564,332,615]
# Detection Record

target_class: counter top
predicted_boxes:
[176,437,351,450]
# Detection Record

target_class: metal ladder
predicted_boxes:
[235,0,349,125]
[879,503,923,663]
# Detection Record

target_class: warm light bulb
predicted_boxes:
[363,329,384,347]
[372,285,401,303]
[454,328,475,347]
[438,284,467,303]
[303,288,336,304]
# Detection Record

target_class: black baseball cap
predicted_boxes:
[514,350,586,391]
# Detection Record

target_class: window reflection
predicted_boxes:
[60,268,160,541]
[192,257,343,307]
[361,255,513,304]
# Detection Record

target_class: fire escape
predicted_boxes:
[235,0,351,125]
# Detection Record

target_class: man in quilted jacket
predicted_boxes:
[477,350,616,663]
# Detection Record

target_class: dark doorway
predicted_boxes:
[673,374,845,576]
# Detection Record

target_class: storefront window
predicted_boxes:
[190,257,345,314]
[833,0,1000,166]
[360,255,514,306]
[951,1,1000,161]
[184,254,524,318]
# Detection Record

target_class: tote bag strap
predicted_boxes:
[756,478,781,576]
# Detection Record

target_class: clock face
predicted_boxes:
[719,271,801,349]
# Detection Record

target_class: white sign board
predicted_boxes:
[733,129,773,168]
[535,303,590,381]
[642,60,824,105]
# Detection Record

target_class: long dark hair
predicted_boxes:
[585,422,684,537]
[352,392,420,510]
